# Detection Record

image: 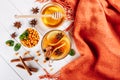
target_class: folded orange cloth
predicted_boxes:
[59,0,120,80]
[38,0,120,80]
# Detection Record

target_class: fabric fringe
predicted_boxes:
[39,68,60,80]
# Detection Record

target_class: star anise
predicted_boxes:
[31,7,39,14]
[30,19,37,27]
[14,21,22,29]
[55,49,62,55]
[11,32,17,39]
[56,33,64,40]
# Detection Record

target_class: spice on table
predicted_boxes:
[19,56,32,75]
[30,19,38,27]
[34,59,39,63]
[11,57,34,62]
[16,64,38,72]
[36,50,41,56]
[31,7,39,14]
[14,21,22,29]
[15,52,19,57]
[11,32,17,39]
[23,51,30,56]
[14,43,21,51]
[5,40,14,47]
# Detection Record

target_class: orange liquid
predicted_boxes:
[41,3,65,28]
[41,30,70,60]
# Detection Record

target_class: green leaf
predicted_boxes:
[69,49,75,56]
[14,43,21,51]
[19,30,29,40]
[6,40,14,47]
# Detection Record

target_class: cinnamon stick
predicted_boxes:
[16,64,38,72]
[11,57,34,62]
[19,56,32,75]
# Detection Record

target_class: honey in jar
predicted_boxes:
[41,3,65,28]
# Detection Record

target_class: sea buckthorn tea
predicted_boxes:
[41,30,71,60]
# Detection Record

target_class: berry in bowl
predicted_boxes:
[19,28,40,48]
[41,30,71,60]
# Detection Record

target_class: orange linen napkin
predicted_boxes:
[38,0,120,80]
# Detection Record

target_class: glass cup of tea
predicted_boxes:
[41,30,71,60]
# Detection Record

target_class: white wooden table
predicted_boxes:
[0,0,80,80]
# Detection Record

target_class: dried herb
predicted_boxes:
[6,40,14,47]
[55,49,62,55]
[19,30,29,40]
[30,19,37,27]
[11,32,17,39]
[14,43,21,51]
[69,49,75,56]
[56,33,64,40]
[14,21,22,29]
[31,7,39,14]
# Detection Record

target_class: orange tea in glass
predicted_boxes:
[41,30,71,60]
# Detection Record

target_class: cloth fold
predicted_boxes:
[59,0,120,80]
[38,0,120,80]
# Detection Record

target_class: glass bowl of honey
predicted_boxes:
[40,2,66,28]
[41,30,71,60]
